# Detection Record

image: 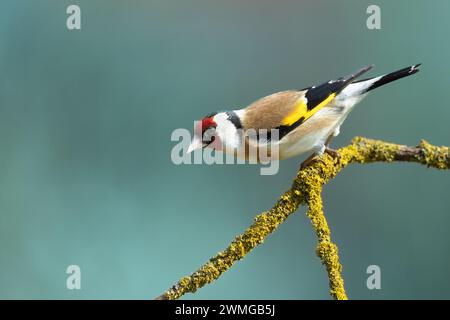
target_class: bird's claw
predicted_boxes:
[301,148,341,169]
[324,147,341,165]
[300,155,325,169]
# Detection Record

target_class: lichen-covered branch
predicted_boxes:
[155,137,450,300]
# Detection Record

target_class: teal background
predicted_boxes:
[0,0,449,299]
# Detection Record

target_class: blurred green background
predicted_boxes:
[0,0,449,299]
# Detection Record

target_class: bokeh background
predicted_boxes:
[0,0,449,299]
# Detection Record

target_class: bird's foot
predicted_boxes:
[300,153,324,169]
[301,147,341,169]
[324,147,341,164]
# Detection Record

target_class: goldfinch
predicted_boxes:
[187,64,421,166]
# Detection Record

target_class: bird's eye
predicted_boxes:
[202,127,216,144]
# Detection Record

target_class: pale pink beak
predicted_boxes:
[187,137,204,154]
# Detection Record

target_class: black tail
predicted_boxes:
[301,65,374,110]
[354,63,421,92]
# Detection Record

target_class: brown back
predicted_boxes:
[241,90,304,130]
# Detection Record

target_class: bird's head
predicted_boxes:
[187,111,241,153]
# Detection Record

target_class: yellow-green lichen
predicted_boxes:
[419,139,449,169]
[156,137,449,301]
[300,177,347,300]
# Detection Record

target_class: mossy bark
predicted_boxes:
[156,137,450,300]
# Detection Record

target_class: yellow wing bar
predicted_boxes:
[281,93,336,127]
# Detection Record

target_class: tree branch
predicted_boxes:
[155,137,450,300]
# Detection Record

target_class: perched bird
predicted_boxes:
[187,64,421,167]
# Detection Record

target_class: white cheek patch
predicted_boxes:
[214,113,240,149]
